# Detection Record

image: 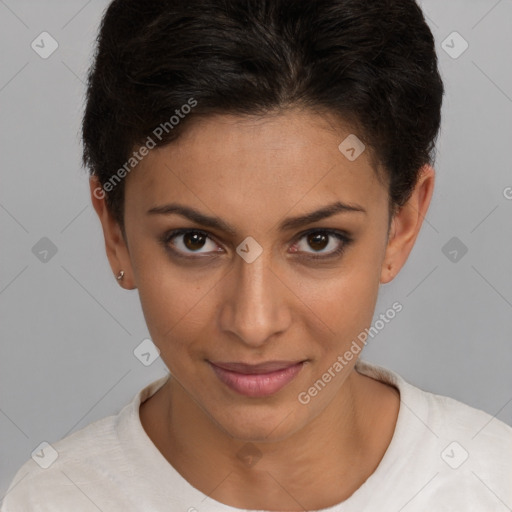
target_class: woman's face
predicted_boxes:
[95,110,430,442]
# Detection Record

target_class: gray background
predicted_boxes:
[1,0,511,499]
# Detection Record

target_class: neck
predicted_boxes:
[141,367,399,510]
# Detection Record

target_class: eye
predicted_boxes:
[162,229,222,257]
[290,229,352,259]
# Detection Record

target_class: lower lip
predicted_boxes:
[209,362,305,398]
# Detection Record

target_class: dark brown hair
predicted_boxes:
[82,0,444,234]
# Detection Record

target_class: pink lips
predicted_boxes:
[209,360,305,397]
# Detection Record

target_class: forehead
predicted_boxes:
[125,110,388,220]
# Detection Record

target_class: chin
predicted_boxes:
[208,401,305,443]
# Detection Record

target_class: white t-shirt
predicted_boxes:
[2,359,511,511]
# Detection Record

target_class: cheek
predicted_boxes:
[294,248,385,360]
[132,246,224,367]
[136,278,213,382]
[137,270,213,342]
[297,269,380,347]
[129,241,188,333]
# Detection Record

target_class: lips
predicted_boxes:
[208,360,306,397]
[210,360,304,374]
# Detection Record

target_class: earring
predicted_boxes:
[116,270,125,281]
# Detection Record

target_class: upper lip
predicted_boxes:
[209,360,305,374]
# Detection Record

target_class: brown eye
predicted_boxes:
[182,232,207,251]
[307,232,329,251]
[163,229,221,256]
[291,229,352,259]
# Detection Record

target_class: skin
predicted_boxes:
[90,109,434,510]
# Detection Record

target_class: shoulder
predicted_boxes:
[416,390,512,507]
[423,385,512,468]
[356,359,512,507]
[416,375,512,447]
[357,358,512,450]
[1,412,125,511]
[1,376,171,511]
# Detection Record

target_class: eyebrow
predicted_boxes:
[147,200,366,235]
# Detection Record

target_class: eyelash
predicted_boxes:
[159,228,353,261]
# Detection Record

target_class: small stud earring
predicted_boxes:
[116,270,125,281]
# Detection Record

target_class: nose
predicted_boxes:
[218,250,292,348]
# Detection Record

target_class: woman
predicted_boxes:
[2,0,511,510]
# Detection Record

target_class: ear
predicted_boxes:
[380,165,435,284]
[89,176,136,290]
